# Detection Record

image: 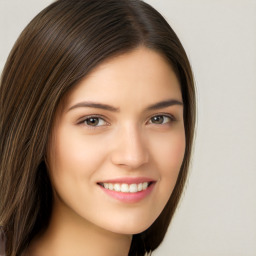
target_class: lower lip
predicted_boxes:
[99,183,155,203]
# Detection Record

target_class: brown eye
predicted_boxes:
[149,115,173,125]
[84,117,106,127]
[151,116,164,124]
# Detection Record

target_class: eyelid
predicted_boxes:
[146,113,176,125]
[77,115,109,127]
[76,112,176,127]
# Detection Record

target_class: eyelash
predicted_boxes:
[147,114,176,125]
[78,115,109,128]
[78,113,176,128]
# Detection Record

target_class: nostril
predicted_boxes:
[110,147,149,169]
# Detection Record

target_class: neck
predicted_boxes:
[27,196,132,256]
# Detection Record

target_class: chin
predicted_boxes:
[105,216,156,235]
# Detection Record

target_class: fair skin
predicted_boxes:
[27,47,185,256]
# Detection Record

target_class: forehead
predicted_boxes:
[64,47,182,109]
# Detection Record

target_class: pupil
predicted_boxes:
[152,116,163,124]
[87,118,99,126]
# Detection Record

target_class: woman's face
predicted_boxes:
[47,47,185,235]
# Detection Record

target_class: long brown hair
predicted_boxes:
[0,0,196,255]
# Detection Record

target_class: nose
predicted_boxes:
[110,125,149,169]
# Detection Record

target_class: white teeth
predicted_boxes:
[129,184,138,193]
[114,184,121,192]
[121,184,129,193]
[102,182,150,193]
[142,182,148,190]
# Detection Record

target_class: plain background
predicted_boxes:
[0,1,256,255]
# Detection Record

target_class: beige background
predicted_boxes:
[1,0,256,255]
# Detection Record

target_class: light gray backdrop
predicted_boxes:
[0,1,255,255]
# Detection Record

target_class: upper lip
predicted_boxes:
[97,177,156,185]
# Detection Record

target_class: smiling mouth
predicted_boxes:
[97,182,154,193]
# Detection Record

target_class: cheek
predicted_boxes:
[164,136,185,173]
[46,127,108,211]
[142,129,185,224]
[151,130,186,175]
[150,129,186,197]
[50,127,106,178]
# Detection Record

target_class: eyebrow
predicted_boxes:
[67,99,183,113]
[67,102,119,112]
[146,99,183,111]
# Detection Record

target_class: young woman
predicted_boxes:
[0,0,196,255]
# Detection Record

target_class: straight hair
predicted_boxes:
[0,0,196,255]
